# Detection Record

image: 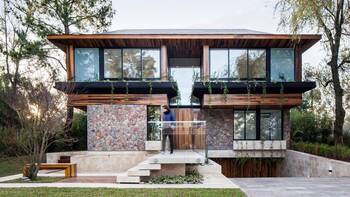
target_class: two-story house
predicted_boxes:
[47,29,320,181]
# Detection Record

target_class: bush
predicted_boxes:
[292,141,350,162]
[148,170,203,184]
[290,109,333,144]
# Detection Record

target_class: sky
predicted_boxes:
[109,0,324,68]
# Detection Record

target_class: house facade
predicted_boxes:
[48,29,320,177]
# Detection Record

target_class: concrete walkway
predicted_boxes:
[231,177,350,197]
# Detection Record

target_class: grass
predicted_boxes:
[0,188,246,197]
[4,177,64,183]
[0,156,28,177]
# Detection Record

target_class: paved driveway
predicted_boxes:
[230,177,350,197]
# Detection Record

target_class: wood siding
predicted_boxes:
[161,45,168,80]
[68,94,168,107]
[202,45,209,81]
[203,94,302,108]
[211,158,281,177]
[66,45,74,80]
[173,109,205,150]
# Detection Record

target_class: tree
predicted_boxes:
[16,0,115,141]
[18,82,69,179]
[276,0,350,146]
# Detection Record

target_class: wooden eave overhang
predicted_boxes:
[54,81,178,98]
[192,81,316,99]
[48,34,321,54]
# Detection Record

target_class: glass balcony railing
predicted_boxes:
[147,121,207,162]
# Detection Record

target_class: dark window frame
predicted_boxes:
[209,48,268,81]
[233,109,284,141]
[100,47,161,81]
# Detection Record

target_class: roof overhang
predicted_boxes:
[54,81,178,98]
[48,34,321,55]
[192,81,316,99]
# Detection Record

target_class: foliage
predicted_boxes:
[290,109,333,144]
[0,188,246,197]
[292,141,350,162]
[0,98,20,128]
[148,170,203,184]
[275,0,350,146]
[0,156,28,177]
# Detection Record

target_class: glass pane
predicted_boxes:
[74,48,99,82]
[142,49,160,78]
[104,49,122,78]
[245,111,256,139]
[248,49,266,79]
[170,67,200,106]
[123,49,141,78]
[210,49,229,78]
[260,110,282,140]
[271,48,295,82]
[234,111,245,140]
[229,49,247,79]
[147,106,161,140]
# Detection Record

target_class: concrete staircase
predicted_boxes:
[116,151,205,184]
[116,160,161,183]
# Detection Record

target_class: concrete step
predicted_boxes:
[116,175,140,183]
[127,169,151,176]
[138,162,161,170]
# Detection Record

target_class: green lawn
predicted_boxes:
[0,156,28,177]
[0,188,246,197]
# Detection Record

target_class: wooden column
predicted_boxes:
[161,45,168,81]
[295,47,302,82]
[202,45,210,81]
[66,45,74,81]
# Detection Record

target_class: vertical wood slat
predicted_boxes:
[202,45,210,81]
[66,45,74,81]
[161,45,168,81]
[295,46,302,81]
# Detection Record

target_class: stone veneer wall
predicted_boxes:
[87,104,147,151]
[198,109,234,150]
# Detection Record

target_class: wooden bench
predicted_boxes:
[23,163,77,178]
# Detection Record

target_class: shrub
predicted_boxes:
[148,170,203,184]
[292,141,350,162]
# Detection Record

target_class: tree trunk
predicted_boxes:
[329,58,345,146]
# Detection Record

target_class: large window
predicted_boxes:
[147,106,161,141]
[104,49,122,78]
[271,48,295,82]
[234,110,257,140]
[142,49,161,79]
[102,48,160,80]
[234,109,283,140]
[260,110,282,140]
[210,48,266,80]
[75,48,99,82]
[123,49,142,79]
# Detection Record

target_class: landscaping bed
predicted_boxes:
[3,177,64,183]
[148,170,203,184]
[0,188,246,197]
[292,142,350,162]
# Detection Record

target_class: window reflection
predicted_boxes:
[104,49,122,78]
[234,110,257,140]
[142,49,160,79]
[271,48,294,82]
[248,49,266,79]
[260,110,282,140]
[229,49,247,79]
[75,48,99,82]
[123,49,142,78]
[210,49,229,78]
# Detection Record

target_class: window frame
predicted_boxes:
[209,48,268,81]
[233,109,284,141]
[100,47,161,81]
[74,47,100,82]
[233,110,257,140]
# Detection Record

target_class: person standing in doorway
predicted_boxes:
[162,105,176,154]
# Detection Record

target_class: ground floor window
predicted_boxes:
[147,106,161,140]
[234,109,283,140]
[234,110,256,140]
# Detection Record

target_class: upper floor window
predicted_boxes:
[103,48,160,80]
[210,48,266,80]
[75,48,99,82]
[271,48,295,82]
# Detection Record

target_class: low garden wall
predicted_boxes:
[277,150,350,177]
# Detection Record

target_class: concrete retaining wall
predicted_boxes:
[277,150,350,177]
[47,151,151,173]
